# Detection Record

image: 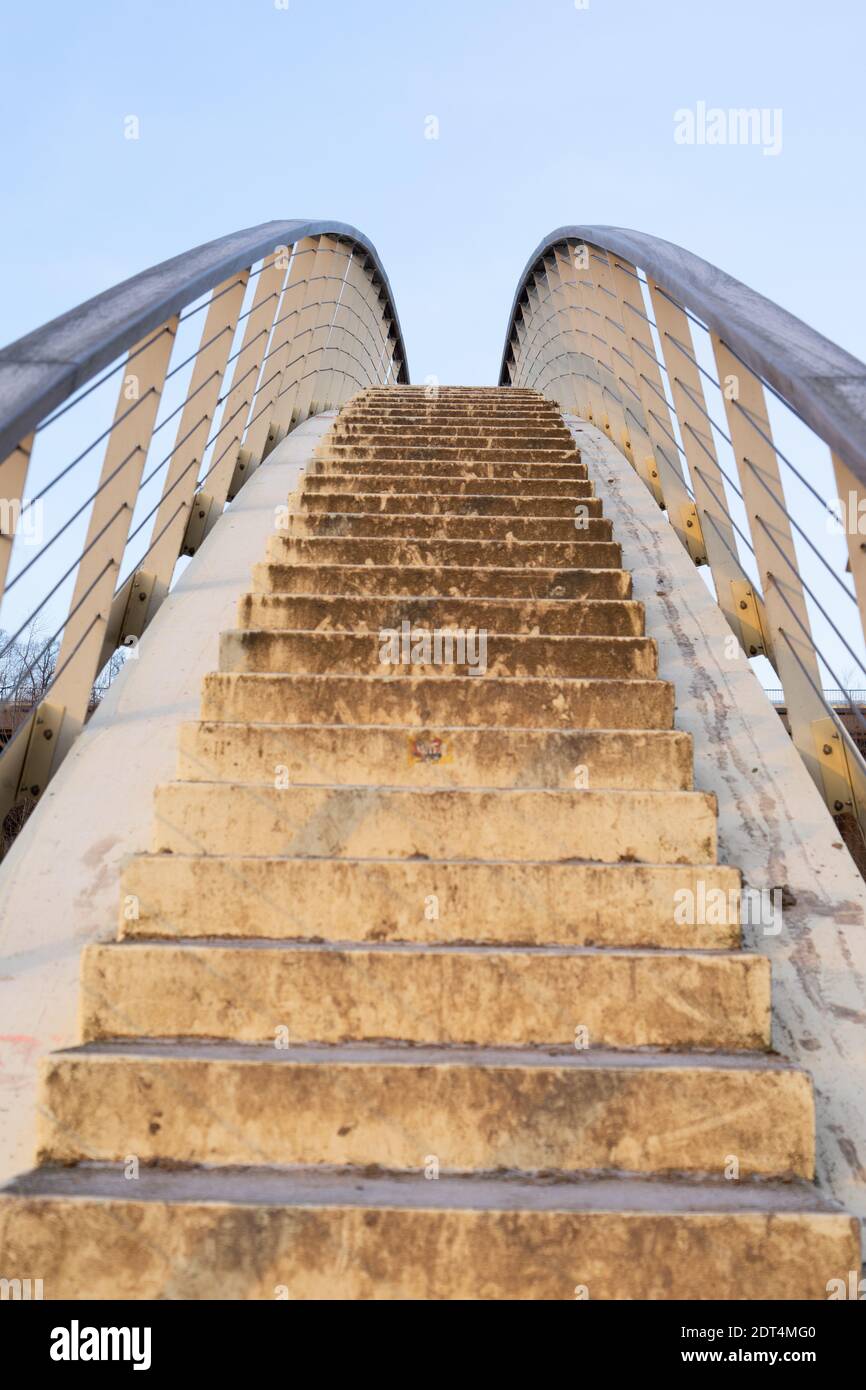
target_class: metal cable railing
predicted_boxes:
[500,225,866,846]
[0,220,408,830]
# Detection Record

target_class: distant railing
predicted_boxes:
[765,689,866,707]
[0,220,408,835]
[501,226,866,848]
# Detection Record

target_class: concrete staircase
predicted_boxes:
[0,386,858,1299]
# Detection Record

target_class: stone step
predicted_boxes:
[300,474,595,496]
[351,401,551,410]
[331,428,574,445]
[2,1166,853,1301]
[37,1043,808,1177]
[83,942,757,1048]
[120,855,740,949]
[236,593,644,636]
[252,563,630,600]
[200,673,673,729]
[316,446,579,463]
[287,512,613,541]
[313,457,586,480]
[265,537,622,570]
[151,783,715,862]
[339,414,566,429]
[297,492,605,517]
[176,722,689,790]
[219,630,657,680]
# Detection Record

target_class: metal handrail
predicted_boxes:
[499,225,866,486]
[0,220,408,833]
[500,224,866,852]
[0,219,408,461]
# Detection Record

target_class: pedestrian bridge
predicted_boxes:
[0,221,864,1298]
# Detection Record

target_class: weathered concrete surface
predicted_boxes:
[0,414,336,1185]
[0,1167,856,1300]
[200,672,674,727]
[252,560,625,597]
[151,783,717,862]
[120,855,741,948]
[176,722,693,790]
[218,629,657,679]
[79,942,766,1048]
[571,414,866,1228]
[238,591,641,634]
[38,1044,810,1176]
[266,535,620,568]
[1,385,860,1296]
[289,511,613,539]
[298,491,604,515]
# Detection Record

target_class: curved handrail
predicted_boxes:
[0,218,409,460]
[499,224,866,487]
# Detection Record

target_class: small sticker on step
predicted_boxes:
[408,733,450,765]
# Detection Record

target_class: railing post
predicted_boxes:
[587,249,663,504]
[294,236,346,418]
[647,281,753,643]
[0,434,34,602]
[551,245,594,420]
[243,239,317,463]
[199,250,284,527]
[49,319,178,768]
[273,237,331,427]
[564,240,616,434]
[340,251,385,390]
[712,337,835,793]
[142,271,249,603]
[523,258,559,405]
[831,452,866,647]
[606,257,700,556]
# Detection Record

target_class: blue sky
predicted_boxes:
[1,0,865,688]
[2,0,864,381]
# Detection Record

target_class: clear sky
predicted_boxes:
[1,0,865,688]
[2,0,864,381]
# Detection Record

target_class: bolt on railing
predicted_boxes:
[0,220,408,839]
[501,226,866,856]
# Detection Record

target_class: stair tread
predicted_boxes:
[94,939,750,960]
[52,1039,797,1068]
[3,1164,845,1216]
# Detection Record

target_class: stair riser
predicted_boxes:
[251,564,632,600]
[266,538,622,569]
[341,407,563,419]
[121,857,740,948]
[82,945,762,1049]
[317,448,580,465]
[300,476,595,496]
[330,431,574,446]
[288,514,613,541]
[200,673,673,730]
[298,493,604,517]
[39,1055,810,1177]
[0,1196,854,1300]
[219,631,658,680]
[176,724,690,790]
[151,784,716,862]
[312,458,586,478]
[237,594,645,637]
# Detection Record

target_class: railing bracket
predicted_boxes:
[181,491,216,555]
[731,579,774,660]
[15,700,65,802]
[227,446,258,502]
[812,717,858,817]
[679,502,708,565]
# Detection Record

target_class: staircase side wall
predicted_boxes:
[0,413,335,1183]
[569,415,866,1230]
